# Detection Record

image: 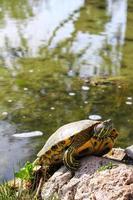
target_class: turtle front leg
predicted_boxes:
[63,147,80,171]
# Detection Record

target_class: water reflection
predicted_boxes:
[0,0,84,67]
[0,0,127,77]
[105,0,127,72]
[72,0,127,77]
[0,121,34,181]
[0,0,132,182]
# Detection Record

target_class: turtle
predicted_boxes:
[36,119,118,171]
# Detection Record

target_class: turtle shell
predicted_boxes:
[37,120,99,158]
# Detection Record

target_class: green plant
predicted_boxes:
[0,182,38,200]
[97,162,118,172]
[15,161,35,181]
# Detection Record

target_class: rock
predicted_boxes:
[41,156,133,200]
[104,148,126,161]
[125,145,133,159]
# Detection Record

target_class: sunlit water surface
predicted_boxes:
[0,0,133,181]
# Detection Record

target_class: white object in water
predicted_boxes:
[89,115,102,121]
[125,101,132,105]
[13,131,43,138]
[81,86,90,91]
[68,92,76,96]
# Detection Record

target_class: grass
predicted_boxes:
[0,182,37,200]
[0,182,60,200]
[0,161,60,200]
[0,161,41,199]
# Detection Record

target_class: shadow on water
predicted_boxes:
[0,0,133,181]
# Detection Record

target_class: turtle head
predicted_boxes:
[94,119,113,138]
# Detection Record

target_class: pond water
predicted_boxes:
[0,0,133,181]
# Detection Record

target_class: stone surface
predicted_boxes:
[104,147,126,161]
[125,145,133,159]
[41,156,133,200]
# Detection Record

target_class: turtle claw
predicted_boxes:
[70,160,80,171]
[72,158,80,169]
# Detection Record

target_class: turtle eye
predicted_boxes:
[105,119,112,123]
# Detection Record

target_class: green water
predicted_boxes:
[0,0,133,181]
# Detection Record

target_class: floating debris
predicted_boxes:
[13,131,43,138]
[8,99,13,103]
[118,85,122,88]
[67,70,75,77]
[127,97,132,100]
[1,112,8,116]
[68,92,76,96]
[84,101,88,104]
[125,101,132,105]
[29,69,34,73]
[40,88,46,95]
[81,86,90,91]
[24,87,28,91]
[89,115,102,120]
[50,107,55,110]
